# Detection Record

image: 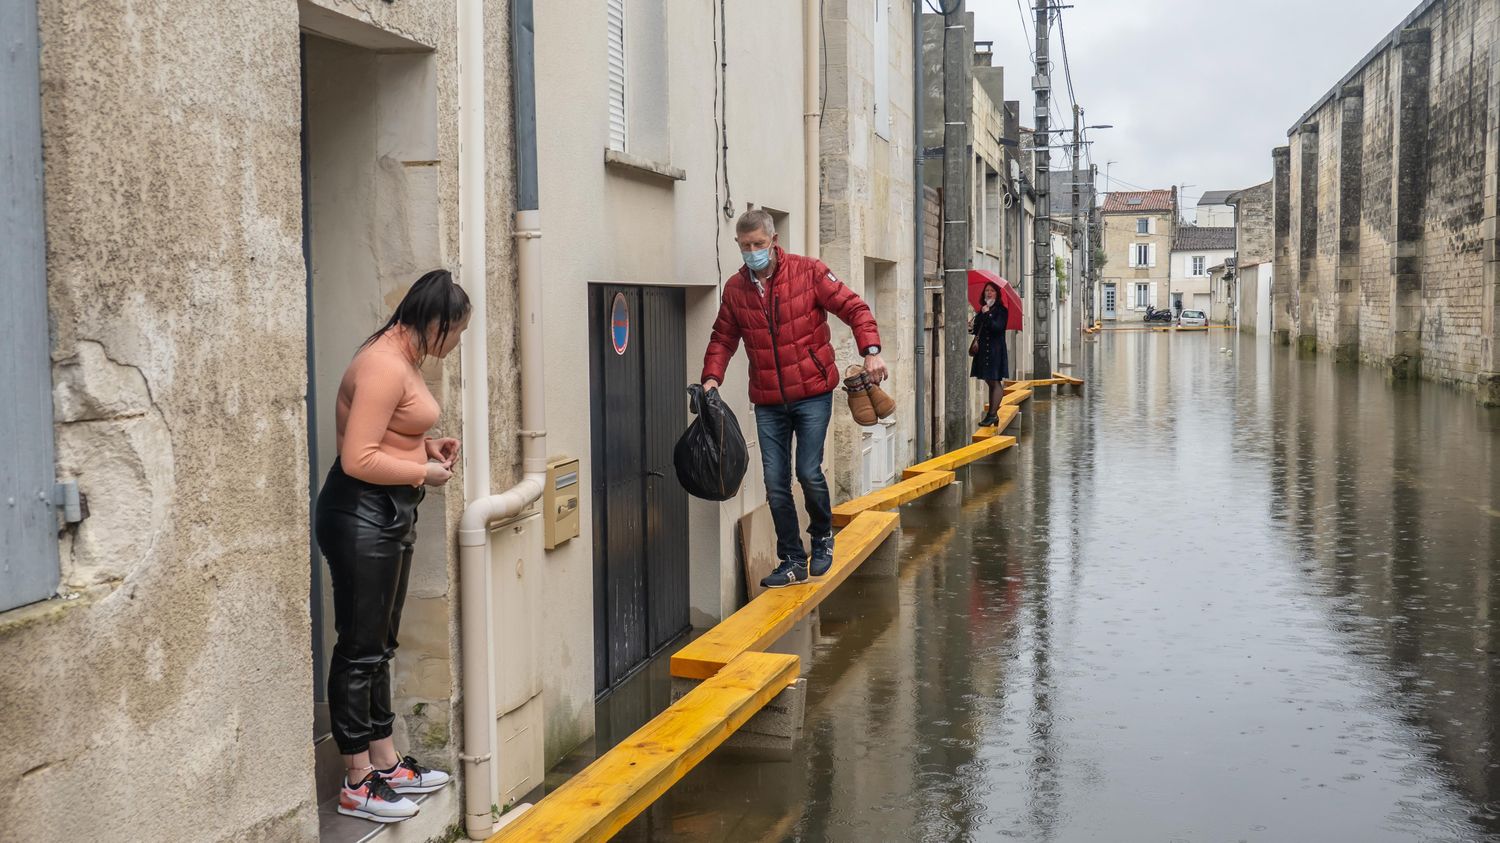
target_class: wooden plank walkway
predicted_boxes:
[999,388,1032,407]
[974,404,1020,440]
[490,652,801,843]
[829,470,955,527]
[902,435,1016,479]
[669,511,900,680]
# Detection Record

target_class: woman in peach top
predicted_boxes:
[314,270,469,824]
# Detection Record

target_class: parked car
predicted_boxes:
[1179,309,1208,327]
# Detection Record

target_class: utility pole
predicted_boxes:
[1031,0,1052,378]
[941,0,972,452]
[1071,105,1084,337]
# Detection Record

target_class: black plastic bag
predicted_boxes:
[673,385,748,501]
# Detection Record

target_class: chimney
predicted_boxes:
[974,40,993,67]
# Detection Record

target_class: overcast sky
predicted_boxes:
[969,0,1420,213]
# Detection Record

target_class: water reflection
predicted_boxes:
[558,332,1500,841]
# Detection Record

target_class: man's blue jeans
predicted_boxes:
[754,392,833,562]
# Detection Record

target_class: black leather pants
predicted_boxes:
[314,458,424,756]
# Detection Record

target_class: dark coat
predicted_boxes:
[701,247,882,406]
[969,294,1009,381]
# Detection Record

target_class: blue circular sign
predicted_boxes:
[610,293,630,356]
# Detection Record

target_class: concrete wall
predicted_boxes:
[823,0,917,500]
[1277,0,1500,401]
[1101,210,1174,321]
[0,2,520,839]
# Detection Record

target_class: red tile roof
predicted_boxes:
[1102,189,1175,214]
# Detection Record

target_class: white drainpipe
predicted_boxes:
[804,0,820,258]
[457,0,547,837]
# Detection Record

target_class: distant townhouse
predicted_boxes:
[1100,188,1177,322]
[1170,225,1236,318]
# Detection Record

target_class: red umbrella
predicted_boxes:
[967,269,1023,330]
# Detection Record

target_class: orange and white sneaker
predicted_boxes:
[338,773,419,823]
[379,755,451,794]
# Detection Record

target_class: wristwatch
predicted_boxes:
[863,345,881,356]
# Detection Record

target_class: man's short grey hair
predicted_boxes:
[735,208,776,238]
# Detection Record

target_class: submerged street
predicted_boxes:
[566,331,1500,842]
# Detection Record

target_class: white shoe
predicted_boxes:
[338,774,419,823]
[380,755,452,794]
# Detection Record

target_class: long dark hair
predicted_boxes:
[363,269,472,360]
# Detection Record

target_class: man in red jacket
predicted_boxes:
[701,209,887,588]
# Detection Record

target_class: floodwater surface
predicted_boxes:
[554,331,1500,842]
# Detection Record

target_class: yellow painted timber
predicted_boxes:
[1000,388,1032,407]
[830,471,954,527]
[903,435,1016,479]
[491,652,800,843]
[670,511,899,680]
[1051,372,1084,385]
[973,405,1020,440]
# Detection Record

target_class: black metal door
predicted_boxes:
[591,285,690,694]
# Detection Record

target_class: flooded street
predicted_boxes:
[558,331,1500,842]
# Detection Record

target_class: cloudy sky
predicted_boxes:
[968,0,1421,211]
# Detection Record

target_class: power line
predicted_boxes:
[1055,7,1078,114]
[1016,0,1035,60]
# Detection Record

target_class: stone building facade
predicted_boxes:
[1100,189,1178,322]
[822,0,918,500]
[1273,0,1500,403]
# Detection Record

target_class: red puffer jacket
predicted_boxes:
[701,248,881,406]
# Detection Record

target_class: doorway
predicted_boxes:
[590,285,691,695]
[1103,283,1117,319]
[300,22,440,780]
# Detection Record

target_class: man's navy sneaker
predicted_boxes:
[761,558,809,589]
[810,535,835,577]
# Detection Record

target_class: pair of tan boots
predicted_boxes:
[843,364,895,426]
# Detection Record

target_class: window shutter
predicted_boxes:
[1127,246,1135,268]
[1148,216,1157,235]
[1149,282,1159,307]
[1148,243,1157,267]
[607,0,627,152]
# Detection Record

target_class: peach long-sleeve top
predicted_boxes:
[334,328,439,487]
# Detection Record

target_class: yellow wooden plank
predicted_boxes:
[1000,388,1032,407]
[903,435,1016,478]
[1051,372,1084,385]
[670,510,899,680]
[973,405,1019,440]
[830,470,954,527]
[491,652,800,843]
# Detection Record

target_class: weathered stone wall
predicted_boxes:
[1360,52,1397,361]
[1,1,515,839]
[1280,0,1498,398]
[1232,181,1273,266]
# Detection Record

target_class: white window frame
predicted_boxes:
[1135,283,1149,309]
[1192,255,1206,277]
[1133,243,1149,267]
[1136,217,1149,235]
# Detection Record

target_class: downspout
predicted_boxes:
[912,0,928,460]
[459,0,547,838]
[804,0,820,257]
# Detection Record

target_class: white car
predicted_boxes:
[1179,309,1208,327]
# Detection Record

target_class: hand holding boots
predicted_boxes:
[843,364,896,426]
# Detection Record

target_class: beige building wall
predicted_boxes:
[530,0,811,761]
[3,2,518,839]
[1101,209,1174,322]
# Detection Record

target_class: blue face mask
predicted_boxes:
[742,247,771,272]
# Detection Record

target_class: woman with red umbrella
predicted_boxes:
[970,279,1010,426]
